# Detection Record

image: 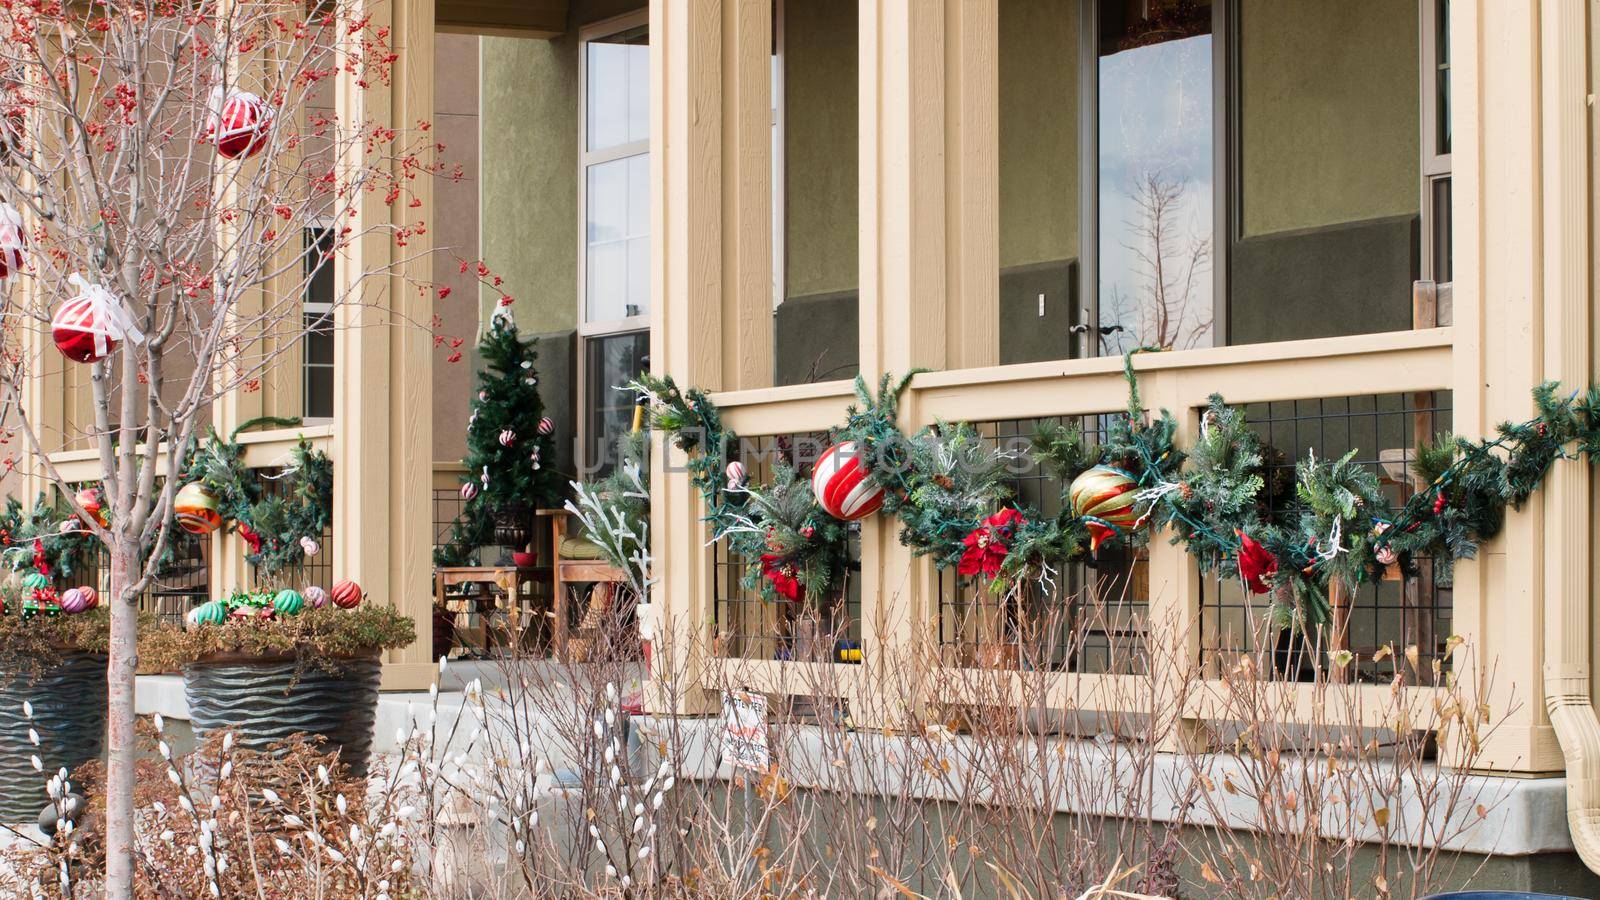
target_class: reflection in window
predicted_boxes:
[582,330,649,478]
[302,226,334,419]
[1095,0,1213,354]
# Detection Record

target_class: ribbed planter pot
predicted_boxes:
[0,653,107,823]
[183,653,381,777]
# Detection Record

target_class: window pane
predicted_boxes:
[1096,0,1214,354]
[586,153,650,322]
[583,330,650,477]
[303,313,333,365]
[998,0,1080,365]
[1435,0,1450,155]
[587,25,649,152]
[1232,0,1420,344]
[304,227,335,305]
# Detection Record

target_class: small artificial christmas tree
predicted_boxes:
[436,314,563,566]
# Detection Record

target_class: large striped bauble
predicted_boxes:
[174,482,222,534]
[1068,465,1141,551]
[0,202,24,279]
[330,579,363,609]
[811,441,885,522]
[212,91,272,160]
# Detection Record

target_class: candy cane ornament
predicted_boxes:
[207,90,274,160]
[52,275,145,364]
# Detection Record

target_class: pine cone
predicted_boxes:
[932,474,954,491]
[1177,482,1193,500]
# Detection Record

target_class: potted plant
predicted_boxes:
[141,582,414,777]
[0,575,111,822]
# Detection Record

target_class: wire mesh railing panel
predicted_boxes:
[934,415,1149,674]
[712,433,863,664]
[58,484,210,627]
[1198,391,1454,683]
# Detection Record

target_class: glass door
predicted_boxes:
[1081,0,1221,356]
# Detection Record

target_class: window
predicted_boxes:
[1420,0,1452,285]
[302,226,334,420]
[581,16,650,327]
[579,13,650,473]
[1076,0,1428,352]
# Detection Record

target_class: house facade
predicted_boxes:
[12,0,1600,882]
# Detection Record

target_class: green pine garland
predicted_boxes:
[639,356,1600,632]
[632,373,851,604]
[182,418,334,578]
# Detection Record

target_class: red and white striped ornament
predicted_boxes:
[499,429,515,447]
[208,90,273,160]
[51,274,145,364]
[810,442,885,521]
[537,417,555,436]
[725,461,747,490]
[459,481,477,501]
[0,202,24,279]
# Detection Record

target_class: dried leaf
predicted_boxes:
[1201,862,1222,884]
[1373,806,1391,828]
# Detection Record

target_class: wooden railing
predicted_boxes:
[692,329,1455,731]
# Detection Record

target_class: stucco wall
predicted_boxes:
[478,34,579,336]
[1238,0,1420,236]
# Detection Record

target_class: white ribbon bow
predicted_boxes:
[62,274,146,359]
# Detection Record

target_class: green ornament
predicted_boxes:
[272,589,305,617]
[193,601,227,626]
[20,572,49,591]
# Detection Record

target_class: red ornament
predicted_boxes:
[537,417,555,436]
[1432,492,1447,514]
[1235,531,1278,595]
[1068,466,1142,552]
[209,91,273,160]
[74,487,106,527]
[0,202,24,279]
[52,275,144,364]
[758,554,803,602]
[810,442,885,521]
[959,508,1025,580]
[330,579,363,609]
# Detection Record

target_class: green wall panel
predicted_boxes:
[999,0,1079,271]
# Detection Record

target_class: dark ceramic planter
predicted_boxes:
[0,653,107,822]
[183,653,382,777]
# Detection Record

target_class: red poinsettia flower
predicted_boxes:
[1235,530,1278,594]
[237,522,263,554]
[759,553,804,602]
[959,508,1026,580]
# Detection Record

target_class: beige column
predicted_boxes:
[647,0,778,715]
[333,0,435,690]
[855,0,997,726]
[1449,0,1563,773]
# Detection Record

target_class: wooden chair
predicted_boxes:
[537,508,629,658]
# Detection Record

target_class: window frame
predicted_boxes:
[1078,0,1231,357]
[577,9,651,341]
[1419,0,1452,284]
[577,10,652,473]
[301,223,335,422]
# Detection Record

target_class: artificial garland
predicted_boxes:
[639,355,1600,632]
[181,417,333,577]
[633,375,853,604]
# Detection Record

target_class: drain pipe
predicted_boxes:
[1535,0,1600,874]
